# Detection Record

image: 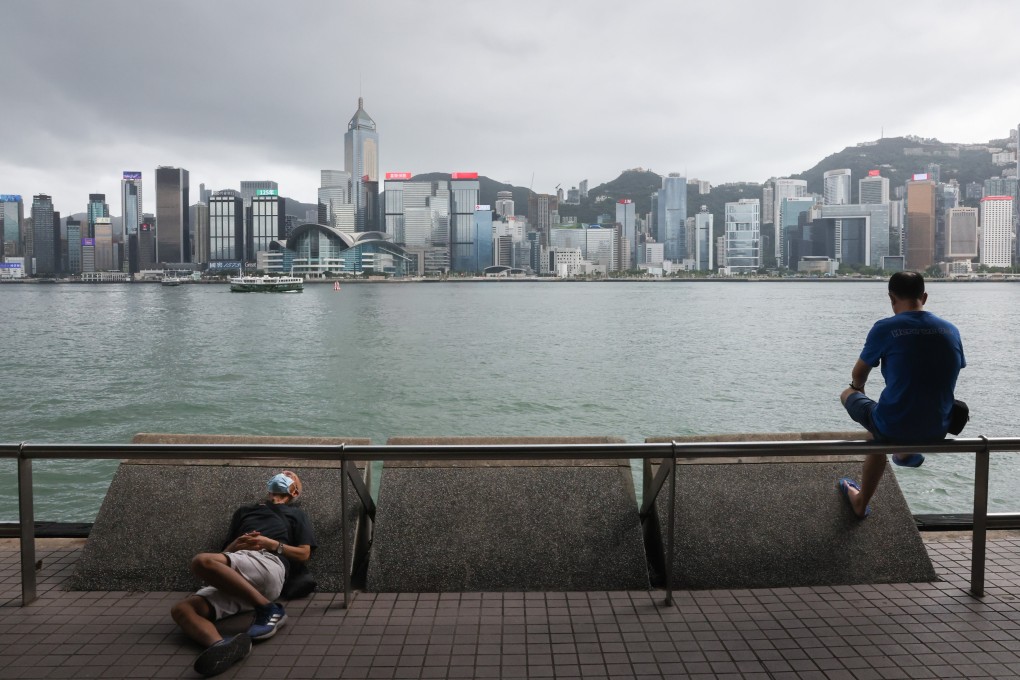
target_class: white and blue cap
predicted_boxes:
[267,473,296,495]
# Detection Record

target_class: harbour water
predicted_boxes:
[1,280,1018,521]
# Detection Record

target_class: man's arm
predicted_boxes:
[850,359,872,391]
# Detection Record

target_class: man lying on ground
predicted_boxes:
[170,470,316,677]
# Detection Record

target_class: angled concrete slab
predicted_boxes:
[645,432,937,589]
[367,436,649,592]
[70,434,370,593]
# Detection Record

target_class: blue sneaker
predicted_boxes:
[248,602,287,640]
[194,634,251,677]
[892,453,925,468]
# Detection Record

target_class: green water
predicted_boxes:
[1,280,1018,520]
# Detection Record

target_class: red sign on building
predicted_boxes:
[451,172,478,180]
[385,172,412,180]
[868,169,881,177]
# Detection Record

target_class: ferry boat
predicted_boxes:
[229,274,304,293]
[161,276,182,287]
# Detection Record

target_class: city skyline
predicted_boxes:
[2,1,1019,217]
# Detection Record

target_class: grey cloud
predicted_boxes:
[2,0,1019,215]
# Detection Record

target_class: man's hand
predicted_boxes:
[226,531,270,553]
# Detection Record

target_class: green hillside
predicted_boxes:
[790,136,1006,205]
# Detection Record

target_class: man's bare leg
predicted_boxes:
[171,595,221,647]
[844,453,886,518]
[189,552,270,608]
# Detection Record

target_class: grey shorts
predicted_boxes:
[197,550,285,620]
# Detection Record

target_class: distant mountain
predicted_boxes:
[789,136,1007,203]
[284,198,318,221]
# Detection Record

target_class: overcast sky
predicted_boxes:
[3,0,1018,216]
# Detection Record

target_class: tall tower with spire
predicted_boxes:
[344,97,380,232]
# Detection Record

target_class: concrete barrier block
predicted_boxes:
[367,436,649,592]
[69,434,370,593]
[646,433,937,589]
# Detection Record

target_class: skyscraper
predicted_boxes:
[528,193,558,245]
[121,173,143,272]
[1,194,23,258]
[945,207,978,260]
[904,176,936,271]
[695,206,714,272]
[450,172,481,273]
[208,192,244,266]
[250,193,284,260]
[980,196,1013,268]
[240,181,278,209]
[31,194,58,275]
[155,166,190,263]
[495,191,514,218]
[771,179,807,259]
[658,174,687,263]
[616,199,636,270]
[121,172,143,244]
[823,169,852,205]
[94,217,115,271]
[859,171,889,205]
[344,98,379,232]
[87,194,109,239]
[318,170,351,227]
[67,220,82,274]
[778,196,816,268]
[191,202,209,265]
[724,199,760,275]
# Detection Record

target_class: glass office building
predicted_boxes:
[658,174,687,262]
[155,166,190,263]
[724,199,760,274]
[208,192,244,265]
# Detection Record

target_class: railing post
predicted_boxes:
[970,436,990,597]
[18,443,36,606]
[340,443,351,608]
[665,441,677,607]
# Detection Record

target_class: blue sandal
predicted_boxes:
[892,453,925,468]
[837,477,871,519]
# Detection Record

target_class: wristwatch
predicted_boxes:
[275,541,285,556]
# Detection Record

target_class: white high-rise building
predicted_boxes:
[695,206,713,272]
[859,172,889,205]
[823,169,852,205]
[771,179,807,259]
[980,196,1014,267]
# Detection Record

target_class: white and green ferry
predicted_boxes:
[229,275,304,293]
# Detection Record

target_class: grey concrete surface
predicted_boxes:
[645,432,936,589]
[368,436,649,592]
[651,458,937,589]
[70,434,370,593]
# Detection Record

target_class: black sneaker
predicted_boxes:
[248,602,287,641]
[194,634,252,677]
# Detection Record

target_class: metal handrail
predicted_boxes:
[4,436,1018,608]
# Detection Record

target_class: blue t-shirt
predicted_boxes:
[860,310,965,442]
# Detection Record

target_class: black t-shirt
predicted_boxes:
[225,501,317,570]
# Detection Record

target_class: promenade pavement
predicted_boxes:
[1,534,1019,679]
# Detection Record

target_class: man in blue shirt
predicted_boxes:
[837,271,965,519]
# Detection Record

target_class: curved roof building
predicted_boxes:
[280,224,415,277]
